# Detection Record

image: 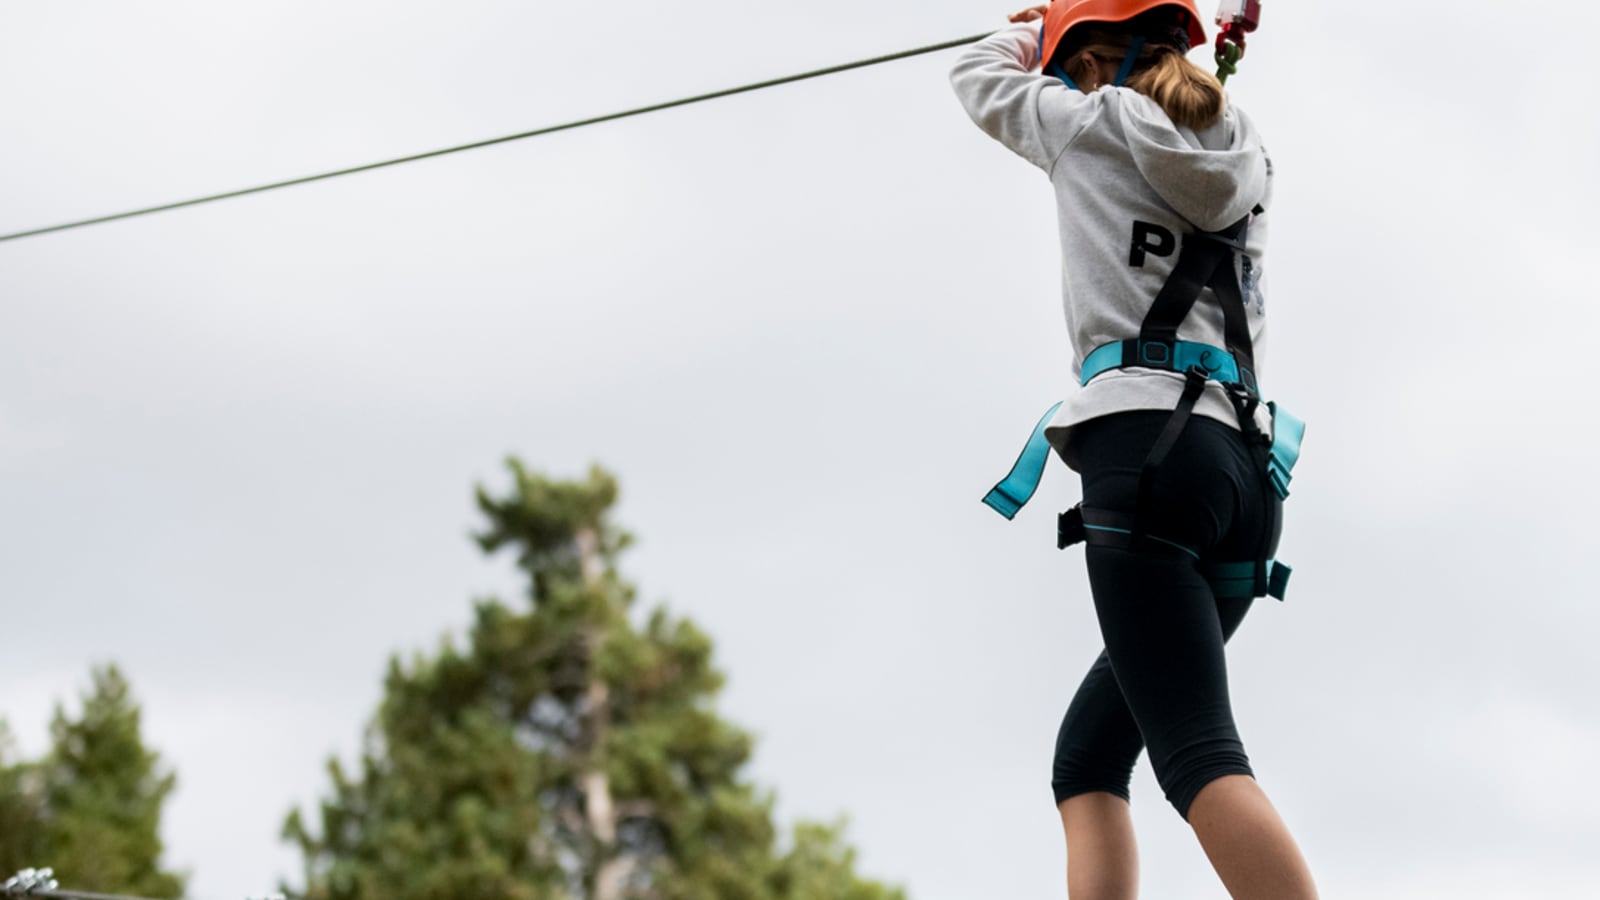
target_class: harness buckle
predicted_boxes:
[1223,373,1262,418]
[1220,380,1268,445]
[1136,339,1176,369]
[1058,505,1086,550]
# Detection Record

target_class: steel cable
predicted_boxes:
[0,33,989,244]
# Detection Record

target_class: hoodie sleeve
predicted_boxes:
[949,23,1100,172]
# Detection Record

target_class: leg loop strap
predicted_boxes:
[1200,559,1293,601]
[1060,505,1294,601]
[1057,504,1201,560]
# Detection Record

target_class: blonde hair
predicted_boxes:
[1059,30,1224,131]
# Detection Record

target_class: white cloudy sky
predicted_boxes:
[3,1,1598,898]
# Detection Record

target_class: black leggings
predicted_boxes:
[1052,410,1282,820]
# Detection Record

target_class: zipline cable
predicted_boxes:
[0,32,990,245]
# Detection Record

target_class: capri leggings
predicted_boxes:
[1051,409,1282,820]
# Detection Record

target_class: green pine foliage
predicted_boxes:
[285,462,904,900]
[0,721,47,879]
[0,666,186,898]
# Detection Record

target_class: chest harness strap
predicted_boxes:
[983,209,1305,601]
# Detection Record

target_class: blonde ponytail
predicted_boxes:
[1125,46,1224,131]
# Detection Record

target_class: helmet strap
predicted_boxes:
[1046,61,1081,91]
[1112,36,1147,87]
[1042,27,1147,92]
[1042,22,1083,89]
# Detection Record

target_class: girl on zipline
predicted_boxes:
[951,2,1317,898]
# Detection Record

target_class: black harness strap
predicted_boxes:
[1057,505,1196,558]
[1061,209,1285,599]
[1134,366,1209,543]
[1118,213,1259,397]
[1127,214,1261,543]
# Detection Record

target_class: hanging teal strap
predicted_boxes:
[1080,340,1242,386]
[1266,402,1305,499]
[1202,559,1293,601]
[983,402,1063,520]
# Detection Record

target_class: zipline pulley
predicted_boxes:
[1214,0,1261,83]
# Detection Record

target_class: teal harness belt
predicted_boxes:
[981,338,1300,517]
[1081,339,1243,386]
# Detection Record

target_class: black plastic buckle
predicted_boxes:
[1221,382,1268,444]
[1134,339,1176,370]
[1058,505,1086,550]
[1223,375,1260,407]
[1268,562,1292,601]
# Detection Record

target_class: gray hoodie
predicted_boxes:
[950,23,1274,459]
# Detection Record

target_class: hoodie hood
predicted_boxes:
[1118,94,1267,232]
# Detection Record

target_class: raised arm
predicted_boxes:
[949,21,1100,172]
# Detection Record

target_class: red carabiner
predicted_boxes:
[1214,0,1261,79]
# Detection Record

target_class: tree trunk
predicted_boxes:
[576,527,630,900]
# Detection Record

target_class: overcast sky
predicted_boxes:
[3,1,1598,898]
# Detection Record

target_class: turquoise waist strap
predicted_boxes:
[981,402,1062,520]
[983,361,1305,517]
[1081,340,1242,386]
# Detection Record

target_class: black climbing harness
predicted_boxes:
[983,209,1304,601]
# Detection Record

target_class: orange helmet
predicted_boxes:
[1040,0,1208,69]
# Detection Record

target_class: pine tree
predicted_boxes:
[285,462,903,900]
[0,667,185,898]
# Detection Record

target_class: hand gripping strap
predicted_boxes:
[982,402,1063,519]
